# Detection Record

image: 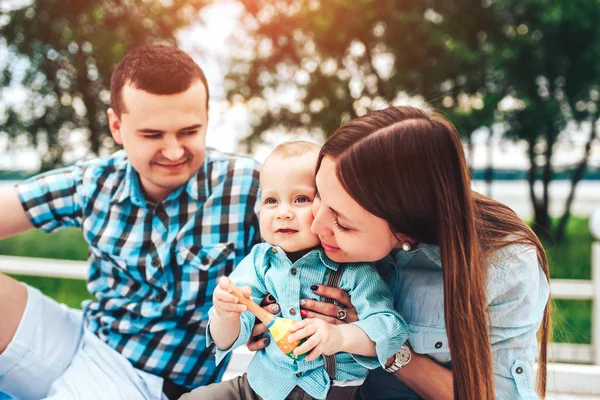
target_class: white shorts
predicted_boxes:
[0,284,166,400]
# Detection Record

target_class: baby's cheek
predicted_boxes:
[299,210,316,230]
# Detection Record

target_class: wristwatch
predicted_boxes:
[384,343,412,373]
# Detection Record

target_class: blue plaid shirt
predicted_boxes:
[207,244,408,399]
[16,148,261,389]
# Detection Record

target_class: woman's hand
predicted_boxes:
[299,285,358,324]
[288,318,342,362]
[246,294,280,351]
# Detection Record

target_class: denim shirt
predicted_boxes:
[362,242,549,400]
[206,244,408,400]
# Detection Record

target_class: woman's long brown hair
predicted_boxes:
[318,106,549,399]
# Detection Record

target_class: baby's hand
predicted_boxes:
[287,318,343,362]
[213,277,251,321]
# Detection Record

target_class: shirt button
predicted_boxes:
[290,268,297,275]
[201,256,209,265]
[271,247,278,254]
[435,342,443,349]
[154,293,163,302]
[151,259,160,268]
[157,211,166,219]
[516,367,523,374]
[295,372,302,377]
[289,308,296,315]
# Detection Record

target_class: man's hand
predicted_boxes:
[287,318,343,362]
[213,277,251,321]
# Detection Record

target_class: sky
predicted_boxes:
[1,0,599,171]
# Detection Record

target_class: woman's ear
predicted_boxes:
[394,233,418,251]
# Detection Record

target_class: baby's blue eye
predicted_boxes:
[264,198,278,205]
[295,196,309,203]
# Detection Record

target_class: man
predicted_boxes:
[0,45,260,400]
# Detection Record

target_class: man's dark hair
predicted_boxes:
[110,44,209,118]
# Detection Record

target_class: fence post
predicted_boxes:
[593,241,600,365]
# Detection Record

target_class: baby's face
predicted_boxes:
[259,153,321,253]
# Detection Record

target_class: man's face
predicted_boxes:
[107,80,208,203]
[259,153,321,253]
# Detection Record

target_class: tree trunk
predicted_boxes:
[527,138,552,238]
[556,116,599,241]
[536,126,556,238]
[467,134,475,175]
[485,127,493,197]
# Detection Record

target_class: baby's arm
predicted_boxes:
[206,245,270,361]
[288,263,407,364]
[288,318,377,362]
[347,263,408,368]
[210,276,250,350]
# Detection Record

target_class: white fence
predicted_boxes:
[1,243,600,395]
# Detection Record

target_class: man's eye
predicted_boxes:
[264,198,278,205]
[295,196,311,204]
[144,134,161,139]
[182,130,198,136]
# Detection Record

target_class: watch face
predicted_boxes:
[397,346,411,364]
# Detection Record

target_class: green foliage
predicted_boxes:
[491,0,600,238]
[544,217,595,344]
[0,0,210,170]
[0,228,88,261]
[544,216,594,281]
[0,228,90,308]
[231,0,600,241]
[230,0,495,150]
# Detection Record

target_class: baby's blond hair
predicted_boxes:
[261,141,320,181]
[268,140,320,160]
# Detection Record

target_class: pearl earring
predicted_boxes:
[402,242,412,252]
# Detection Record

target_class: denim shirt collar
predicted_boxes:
[392,242,442,269]
[111,163,147,208]
[111,159,208,207]
[269,245,340,271]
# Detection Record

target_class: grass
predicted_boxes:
[0,228,92,308]
[0,218,595,343]
[542,216,595,344]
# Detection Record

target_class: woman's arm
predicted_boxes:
[386,351,453,400]
[300,285,454,399]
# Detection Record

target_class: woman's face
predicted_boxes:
[311,156,398,263]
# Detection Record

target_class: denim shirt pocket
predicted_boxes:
[511,359,538,399]
[408,324,451,363]
[177,242,235,271]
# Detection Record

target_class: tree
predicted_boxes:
[231,0,600,241]
[491,0,600,239]
[0,0,210,170]
[228,0,498,151]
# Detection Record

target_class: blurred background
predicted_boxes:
[1,0,599,379]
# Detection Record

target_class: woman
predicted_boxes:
[250,105,549,399]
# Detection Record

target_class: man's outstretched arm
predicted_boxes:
[0,186,33,353]
[0,186,34,239]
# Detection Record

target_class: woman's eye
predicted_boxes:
[334,218,350,233]
[264,198,278,205]
[295,196,310,204]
